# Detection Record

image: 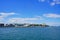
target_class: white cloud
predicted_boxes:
[0,12,43,24]
[8,17,42,23]
[50,2,56,6]
[43,13,60,18]
[39,0,60,6]
[0,12,15,16]
[45,22,60,26]
[39,0,45,2]
[50,0,60,6]
[0,12,15,19]
[0,12,16,23]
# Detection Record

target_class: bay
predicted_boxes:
[0,26,60,40]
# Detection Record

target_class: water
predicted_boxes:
[0,26,60,40]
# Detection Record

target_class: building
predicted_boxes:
[0,23,4,27]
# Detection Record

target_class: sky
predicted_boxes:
[0,0,60,26]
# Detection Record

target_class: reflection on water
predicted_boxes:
[0,26,60,40]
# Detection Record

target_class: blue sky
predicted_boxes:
[0,0,60,26]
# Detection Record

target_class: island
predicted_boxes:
[0,23,49,27]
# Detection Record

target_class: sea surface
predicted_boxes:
[0,26,60,40]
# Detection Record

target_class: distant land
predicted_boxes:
[0,23,49,27]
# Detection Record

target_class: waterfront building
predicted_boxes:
[0,23,4,27]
